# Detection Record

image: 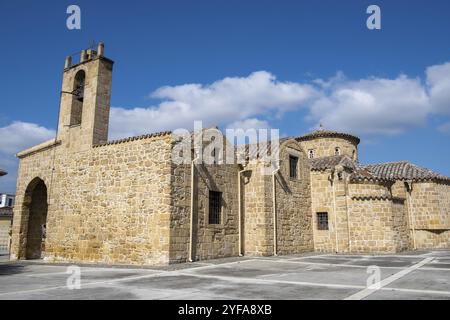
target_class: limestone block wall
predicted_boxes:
[12,135,173,266]
[57,57,113,150]
[410,181,450,249]
[348,197,397,252]
[299,137,358,160]
[310,170,351,253]
[333,176,351,252]
[169,161,240,263]
[410,182,450,230]
[347,181,409,253]
[11,142,55,261]
[0,217,12,252]
[391,199,410,252]
[240,140,313,256]
[414,230,450,249]
[348,181,392,199]
[391,181,407,199]
[275,141,313,255]
[310,170,335,252]
[242,162,272,256]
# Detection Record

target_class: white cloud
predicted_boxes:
[426,62,450,115]
[226,118,271,131]
[307,62,450,136]
[109,71,318,140]
[307,75,431,135]
[109,63,450,140]
[0,121,55,155]
[0,121,55,193]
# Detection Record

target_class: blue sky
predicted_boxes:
[1,0,450,193]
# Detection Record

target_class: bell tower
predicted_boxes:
[56,42,114,151]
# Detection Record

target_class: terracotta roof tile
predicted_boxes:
[309,155,357,171]
[93,131,172,147]
[296,129,360,145]
[365,161,450,182]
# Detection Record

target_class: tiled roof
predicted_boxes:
[296,129,360,145]
[349,166,391,182]
[309,157,450,183]
[93,131,172,147]
[309,155,357,171]
[365,161,450,183]
[0,168,6,176]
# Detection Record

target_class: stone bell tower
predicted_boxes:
[56,42,114,151]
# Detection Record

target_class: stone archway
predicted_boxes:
[22,178,48,259]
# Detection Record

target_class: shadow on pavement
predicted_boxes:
[0,253,26,276]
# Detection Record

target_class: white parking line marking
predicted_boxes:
[382,286,450,297]
[0,270,169,297]
[2,254,450,299]
[244,258,450,272]
[254,258,407,270]
[344,257,434,300]
[294,254,426,260]
[176,271,366,290]
[24,268,158,278]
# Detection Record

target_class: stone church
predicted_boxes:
[10,44,450,266]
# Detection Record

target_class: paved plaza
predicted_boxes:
[0,250,449,300]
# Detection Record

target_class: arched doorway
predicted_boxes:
[22,178,48,259]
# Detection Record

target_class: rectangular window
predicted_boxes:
[317,212,329,230]
[289,155,298,179]
[209,191,222,224]
[8,198,13,207]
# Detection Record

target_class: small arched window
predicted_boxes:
[70,70,85,126]
[335,147,341,156]
[308,149,315,159]
[74,70,85,102]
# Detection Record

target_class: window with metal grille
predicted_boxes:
[308,149,315,159]
[289,155,298,179]
[317,212,329,230]
[209,191,222,224]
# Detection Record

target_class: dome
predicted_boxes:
[296,128,360,145]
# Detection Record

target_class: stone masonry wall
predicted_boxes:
[410,181,450,249]
[242,140,313,256]
[299,137,358,160]
[275,141,313,255]
[391,199,410,252]
[347,181,409,253]
[169,161,240,263]
[410,182,450,230]
[242,162,272,256]
[12,135,173,266]
[310,170,335,252]
[414,230,450,249]
[310,170,351,253]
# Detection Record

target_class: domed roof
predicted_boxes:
[296,126,360,145]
